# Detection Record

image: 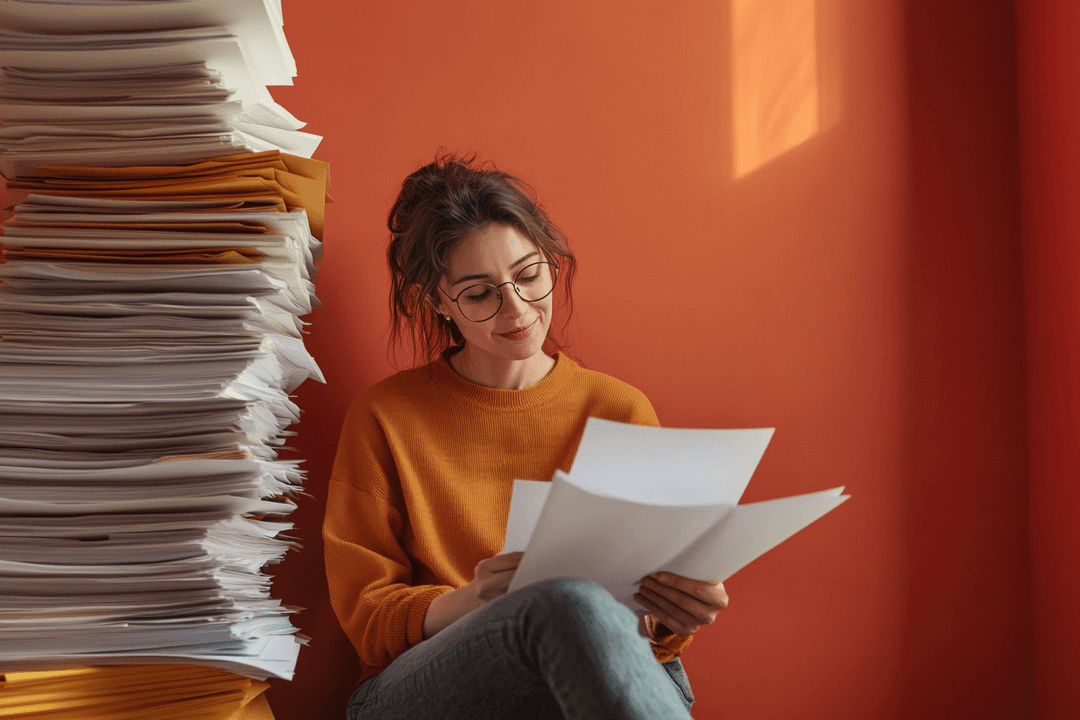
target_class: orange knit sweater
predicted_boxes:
[323,351,692,683]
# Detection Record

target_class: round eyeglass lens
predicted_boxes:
[513,261,556,301]
[455,262,556,322]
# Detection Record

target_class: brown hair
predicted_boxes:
[387,152,576,364]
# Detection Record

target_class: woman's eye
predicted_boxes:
[463,288,492,304]
[518,272,540,284]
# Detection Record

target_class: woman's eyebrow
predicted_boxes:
[450,251,538,286]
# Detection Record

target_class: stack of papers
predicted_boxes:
[505,418,849,610]
[0,152,327,681]
[0,2,326,707]
[0,0,319,177]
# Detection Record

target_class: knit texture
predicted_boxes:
[324,351,692,683]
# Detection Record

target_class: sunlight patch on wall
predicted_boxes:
[732,0,820,178]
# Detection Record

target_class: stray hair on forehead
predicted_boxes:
[386,151,577,365]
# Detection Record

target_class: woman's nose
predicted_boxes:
[499,285,529,318]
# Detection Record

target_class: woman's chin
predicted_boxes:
[499,337,547,363]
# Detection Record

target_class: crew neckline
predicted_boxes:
[428,349,574,411]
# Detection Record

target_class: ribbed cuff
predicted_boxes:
[651,632,694,663]
[404,585,454,648]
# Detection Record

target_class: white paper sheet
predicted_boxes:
[505,419,849,614]
[569,418,774,505]
[502,480,552,553]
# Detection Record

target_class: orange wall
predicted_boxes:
[264,1,1034,717]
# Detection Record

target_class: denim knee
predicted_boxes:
[519,577,614,610]
[515,577,638,635]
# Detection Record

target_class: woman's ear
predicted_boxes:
[415,283,449,318]
[426,288,446,317]
[405,284,431,315]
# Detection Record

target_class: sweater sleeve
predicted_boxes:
[323,396,452,675]
[649,622,694,662]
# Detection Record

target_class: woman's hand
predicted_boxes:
[469,551,523,602]
[634,572,729,637]
[422,551,523,638]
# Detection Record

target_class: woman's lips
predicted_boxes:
[499,319,536,340]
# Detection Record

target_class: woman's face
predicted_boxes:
[435,223,554,365]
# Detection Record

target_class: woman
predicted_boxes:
[323,154,728,719]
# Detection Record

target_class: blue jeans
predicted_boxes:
[347,577,695,719]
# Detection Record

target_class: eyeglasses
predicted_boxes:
[438,261,559,323]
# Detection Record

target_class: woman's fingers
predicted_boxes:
[473,552,524,601]
[639,576,715,620]
[635,573,728,636]
[635,585,698,635]
[651,572,729,609]
[476,551,523,576]
[643,574,730,613]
